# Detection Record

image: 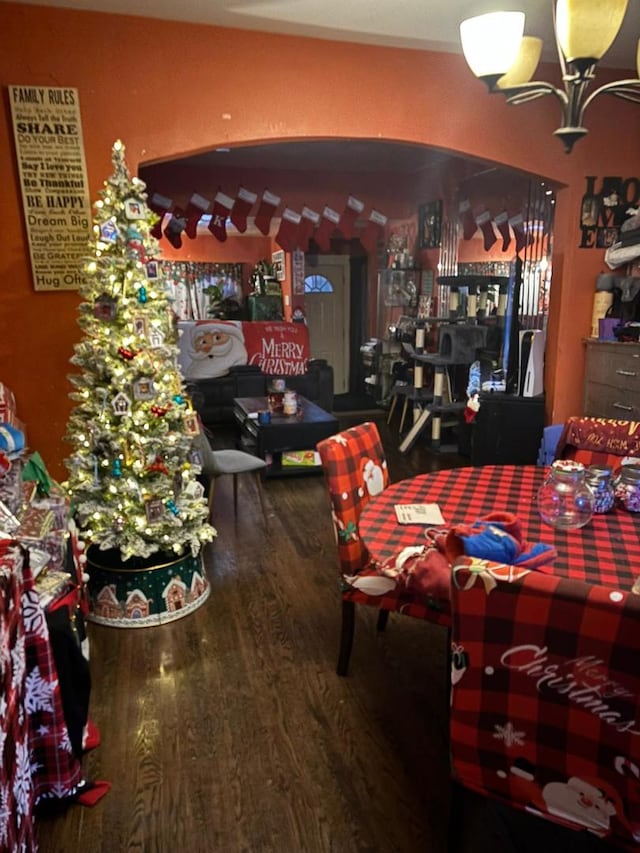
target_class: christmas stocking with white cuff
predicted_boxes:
[163,208,187,249]
[207,191,234,242]
[508,213,533,254]
[255,190,281,236]
[314,206,341,251]
[475,211,497,252]
[275,208,302,252]
[494,211,512,252]
[360,209,388,252]
[339,195,365,240]
[297,206,320,252]
[184,193,210,239]
[148,192,173,239]
[230,186,257,233]
[459,200,477,241]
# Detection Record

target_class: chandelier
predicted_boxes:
[459,1,640,153]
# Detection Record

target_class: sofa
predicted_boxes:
[178,320,334,425]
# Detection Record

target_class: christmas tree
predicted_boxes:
[65,140,215,561]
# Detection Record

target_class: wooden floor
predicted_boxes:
[35,411,614,853]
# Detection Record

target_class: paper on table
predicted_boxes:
[394,503,445,525]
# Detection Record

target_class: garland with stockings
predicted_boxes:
[148,186,388,254]
[458,199,539,255]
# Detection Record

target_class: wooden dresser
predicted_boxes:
[584,339,640,419]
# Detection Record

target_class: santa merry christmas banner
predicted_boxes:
[178,320,310,379]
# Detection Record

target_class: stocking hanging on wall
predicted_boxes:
[255,190,281,235]
[313,206,341,251]
[360,209,388,252]
[230,187,257,233]
[163,208,187,249]
[459,200,477,241]
[297,206,320,252]
[275,208,302,252]
[148,192,173,239]
[184,193,210,239]
[494,211,512,252]
[208,191,234,242]
[475,211,497,252]
[508,213,533,254]
[338,196,365,240]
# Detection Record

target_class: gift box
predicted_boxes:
[32,493,69,531]
[0,457,24,514]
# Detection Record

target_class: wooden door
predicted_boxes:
[303,255,351,394]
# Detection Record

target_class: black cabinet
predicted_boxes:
[468,393,545,466]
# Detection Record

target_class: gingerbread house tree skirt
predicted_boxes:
[86,546,210,627]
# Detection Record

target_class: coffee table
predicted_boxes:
[233,395,339,478]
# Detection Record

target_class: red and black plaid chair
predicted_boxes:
[555,416,640,469]
[449,556,640,850]
[317,421,448,676]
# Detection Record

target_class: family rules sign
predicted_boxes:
[9,85,92,291]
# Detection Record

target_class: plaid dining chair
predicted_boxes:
[555,416,640,468]
[449,556,640,850]
[317,421,449,676]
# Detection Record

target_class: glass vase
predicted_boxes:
[537,459,594,530]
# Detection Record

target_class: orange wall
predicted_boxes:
[1,2,639,478]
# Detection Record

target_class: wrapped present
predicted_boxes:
[16,505,54,541]
[0,383,16,424]
[0,422,25,456]
[32,493,69,531]
[0,458,23,514]
[37,530,67,572]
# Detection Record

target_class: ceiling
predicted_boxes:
[7,0,638,67]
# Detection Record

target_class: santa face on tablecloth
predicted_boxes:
[185,322,248,379]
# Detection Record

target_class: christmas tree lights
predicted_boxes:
[64,140,215,561]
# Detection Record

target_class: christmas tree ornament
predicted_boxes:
[313,206,341,251]
[165,499,179,516]
[475,211,498,252]
[459,200,477,241]
[137,285,148,304]
[93,294,118,321]
[117,346,137,360]
[124,198,145,220]
[183,193,210,239]
[150,404,170,417]
[173,394,185,405]
[112,458,122,477]
[230,186,257,233]
[254,189,281,235]
[338,196,365,240]
[359,209,388,252]
[111,391,132,416]
[100,219,119,243]
[275,208,302,251]
[148,192,173,239]
[132,377,155,401]
[207,191,234,242]
[147,456,170,476]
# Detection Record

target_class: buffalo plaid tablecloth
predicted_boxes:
[359,465,640,590]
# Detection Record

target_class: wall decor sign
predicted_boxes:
[271,249,286,281]
[418,201,443,249]
[579,175,640,249]
[9,85,92,291]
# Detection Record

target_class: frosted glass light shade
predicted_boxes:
[460,11,525,78]
[556,0,628,63]
[497,36,543,88]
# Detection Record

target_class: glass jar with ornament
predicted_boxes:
[537,459,595,530]
[614,463,640,512]
[584,465,615,514]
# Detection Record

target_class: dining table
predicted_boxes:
[367,465,640,849]
[358,464,640,592]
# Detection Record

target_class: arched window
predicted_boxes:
[304,274,334,293]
